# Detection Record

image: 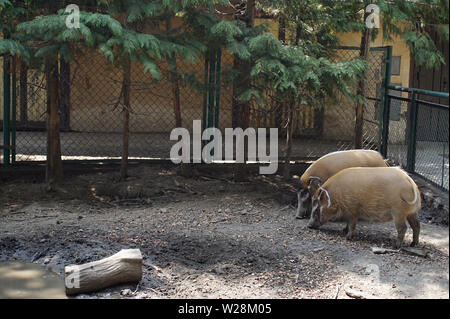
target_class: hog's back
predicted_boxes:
[325,167,418,222]
[303,150,387,186]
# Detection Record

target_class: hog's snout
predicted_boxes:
[296,206,307,219]
[307,219,321,229]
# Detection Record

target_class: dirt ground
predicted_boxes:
[0,164,448,299]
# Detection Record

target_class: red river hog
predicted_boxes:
[307,167,421,248]
[296,150,388,219]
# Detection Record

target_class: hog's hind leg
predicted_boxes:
[345,217,358,241]
[406,212,420,247]
[394,216,408,249]
[342,223,349,235]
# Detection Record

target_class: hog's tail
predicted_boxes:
[401,173,419,205]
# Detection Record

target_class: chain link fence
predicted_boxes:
[249,46,388,159]
[2,46,389,163]
[385,94,409,167]
[1,51,234,161]
[387,88,449,190]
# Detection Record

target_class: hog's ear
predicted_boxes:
[308,177,322,193]
[308,176,322,186]
[318,188,331,208]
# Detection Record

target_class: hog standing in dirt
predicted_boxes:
[307,167,421,248]
[296,150,388,219]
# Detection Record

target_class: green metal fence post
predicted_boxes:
[2,55,11,165]
[406,92,418,173]
[380,46,392,158]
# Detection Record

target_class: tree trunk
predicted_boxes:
[170,62,182,128]
[59,56,71,131]
[275,15,287,132]
[246,0,255,27]
[166,19,182,128]
[233,0,255,182]
[278,15,286,44]
[45,59,63,187]
[19,59,28,125]
[295,25,301,45]
[234,97,251,181]
[120,62,131,181]
[231,57,241,129]
[283,97,295,180]
[355,9,371,149]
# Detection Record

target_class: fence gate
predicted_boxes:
[384,85,449,190]
[247,46,392,159]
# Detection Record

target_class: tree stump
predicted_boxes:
[64,249,142,295]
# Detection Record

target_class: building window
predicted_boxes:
[392,56,401,76]
[374,83,402,121]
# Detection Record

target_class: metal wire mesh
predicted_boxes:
[249,47,388,159]
[415,101,449,190]
[1,60,47,162]
[2,46,388,163]
[386,94,409,168]
[387,92,449,191]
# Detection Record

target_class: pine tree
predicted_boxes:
[3,1,445,182]
[95,0,230,179]
[255,0,448,174]
[1,1,125,186]
[332,0,448,148]
[211,1,369,179]
[1,0,230,182]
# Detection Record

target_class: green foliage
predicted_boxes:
[260,0,448,69]
[404,29,446,69]
[0,0,11,8]
[6,11,124,64]
[1,0,446,111]
[0,0,227,78]
[0,38,30,60]
[238,30,368,108]
[94,0,231,76]
[0,0,27,34]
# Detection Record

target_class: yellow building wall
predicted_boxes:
[338,27,411,88]
[255,18,279,36]
[338,26,411,144]
[68,48,233,133]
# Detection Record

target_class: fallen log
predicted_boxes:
[64,249,142,295]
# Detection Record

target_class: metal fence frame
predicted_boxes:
[384,85,449,190]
